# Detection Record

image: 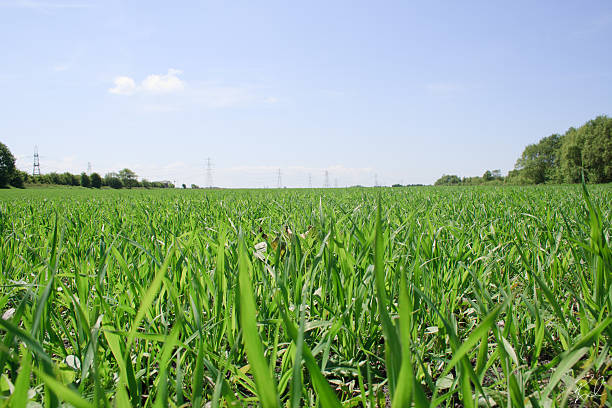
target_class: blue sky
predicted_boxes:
[1,0,611,187]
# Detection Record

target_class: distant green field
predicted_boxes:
[0,185,610,407]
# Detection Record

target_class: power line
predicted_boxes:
[324,170,329,188]
[308,173,312,188]
[32,146,40,176]
[374,173,378,187]
[87,162,92,175]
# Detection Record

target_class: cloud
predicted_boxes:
[108,69,185,96]
[141,69,185,93]
[109,76,137,95]
[108,70,279,110]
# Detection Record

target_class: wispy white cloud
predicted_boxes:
[109,69,184,96]
[109,76,137,95]
[109,71,279,110]
[141,69,185,93]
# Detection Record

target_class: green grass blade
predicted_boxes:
[374,196,401,396]
[37,370,94,408]
[125,243,176,350]
[237,230,280,408]
[11,345,32,408]
[441,300,507,378]
[277,304,342,408]
[191,338,205,407]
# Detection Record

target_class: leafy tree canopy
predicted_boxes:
[0,142,17,188]
[90,172,102,188]
[434,174,461,186]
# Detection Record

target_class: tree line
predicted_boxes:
[435,115,612,186]
[0,143,174,189]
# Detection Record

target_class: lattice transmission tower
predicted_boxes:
[206,158,214,188]
[32,146,41,176]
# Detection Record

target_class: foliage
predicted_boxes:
[512,116,611,184]
[514,134,562,184]
[0,142,17,188]
[106,176,123,189]
[570,116,612,183]
[90,173,102,189]
[9,170,27,189]
[436,115,611,186]
[118,168,138,188]
[434,174,461,185]
[80,173,91,188]
[0,185,609,406]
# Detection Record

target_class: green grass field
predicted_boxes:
[0,185,610,407]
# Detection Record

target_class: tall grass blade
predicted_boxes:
[237,230,280,408]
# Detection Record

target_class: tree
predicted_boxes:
[107,177,123,189]
[514,134,562,184]
[0,142,17,188]
[557,116,612,183]
[90,172,102,188]
[434,174,462,186]
[48,172,61,185]
[580,116,612,183]
[10,170,27,188]
[559,127,583,183]
[505,169,525,184]
[81,172,91,188]
[118,168,138,188]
